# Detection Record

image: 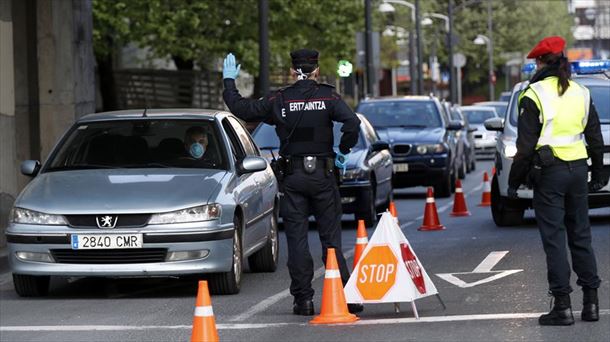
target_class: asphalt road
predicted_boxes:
[1,161,609,342]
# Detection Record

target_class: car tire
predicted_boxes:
[357,187,377,228]
[13,274,50,297]
[209,216,242,295]
[491,175,525,227]
[458,156,467,179]
[435,173,452,198]
[248,206,279,273]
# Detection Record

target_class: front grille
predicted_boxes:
[50,248,167,264]
[65,214,150,228]
[392,144,412,155]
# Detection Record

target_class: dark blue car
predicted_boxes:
[356,96,463,197]
[252,114,393,226]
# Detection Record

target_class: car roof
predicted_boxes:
[512,74,610,94]
[460,105,497,111]
[78,108,223,122]
[360,96,436,103]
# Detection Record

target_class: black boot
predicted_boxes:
[293,299,314,316]
[582,288,599,322]
[347,303,364,314]
[539,294,575,326]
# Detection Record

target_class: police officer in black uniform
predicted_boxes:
[222,49,363,316]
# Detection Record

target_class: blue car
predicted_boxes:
[7,109,279,296]
[356,96,464,198]
[252,114,393,226]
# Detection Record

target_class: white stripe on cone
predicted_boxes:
[194,306,214,317]
[356,237,368,244]
[426,197,435,203]
[325,269,341,279]
[455,188,463,193]
[484,182,491,192]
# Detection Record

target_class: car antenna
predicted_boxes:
[142,107,148,117]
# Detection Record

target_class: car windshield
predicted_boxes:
[474,102,508,116]
[462,109,497,124]
[45,119,227,171]
[509,84,610,126]
[356,101,442,128]
[252,123,364,149]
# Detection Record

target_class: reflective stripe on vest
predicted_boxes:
[526,78,589,161]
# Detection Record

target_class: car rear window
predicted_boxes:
[462,109,497,124]
[45,119,227,171]
[356,101,442,128]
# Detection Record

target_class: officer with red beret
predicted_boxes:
[509,36,604,326]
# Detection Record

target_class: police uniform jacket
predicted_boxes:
[508,66,604,189]
[223,78,361,158]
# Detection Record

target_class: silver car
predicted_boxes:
[460,105,499,159]
[7,109,279,296]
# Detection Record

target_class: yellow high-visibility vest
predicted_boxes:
[519,76,590,161]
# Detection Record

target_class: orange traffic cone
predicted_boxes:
[389,201,398,218]
[491,166,496,176]
[353,220,368,268]
[418,187,445,231]
[310,248,359,324]
[479,172,492,207]
[191,280,219,342]
[450,179,471,217]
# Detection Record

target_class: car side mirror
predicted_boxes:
[484,117,504,132]
[447,120,463,131]
[21,160,41,177]
[371,140,390,152]
[238,156,267,174]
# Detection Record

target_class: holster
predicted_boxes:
[526,145,554,187]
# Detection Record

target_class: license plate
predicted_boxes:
[71,234,143,250]
[393,163,409,173]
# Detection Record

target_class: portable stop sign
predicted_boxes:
[344,212,439,317]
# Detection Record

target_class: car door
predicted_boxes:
[361,117,392,205]
[225,117,271,252]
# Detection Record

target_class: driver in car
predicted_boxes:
[184,126,209,160]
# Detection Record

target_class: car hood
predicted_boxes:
[15,169,228,215]
[375,127,444,144]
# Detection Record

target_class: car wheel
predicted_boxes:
[491,175,524,226]
[248,205,279,273]
[379,189,393,213]
[458,156,467,179]
[435,173,452,198]
[357,187,377,227]
[209,216,242,295]
[13,274,50,297]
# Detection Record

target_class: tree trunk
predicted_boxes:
[97,53,119,111]
[172,55,195,107]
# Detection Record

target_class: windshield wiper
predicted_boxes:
[45,164,118,172]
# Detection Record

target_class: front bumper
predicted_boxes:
[7,222,234,277]
[391,154,450,188]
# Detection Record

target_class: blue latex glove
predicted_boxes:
[223,53,241,79]
[335,151,349,175]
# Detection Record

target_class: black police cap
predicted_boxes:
[290,49,319,73]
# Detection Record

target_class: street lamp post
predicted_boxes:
[473,34,494,101]
[380,0,417,95]
[415,0,424,94]
[422,12,449,98]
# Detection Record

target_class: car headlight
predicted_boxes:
[10,208,67,225]
[503,143,517,158]
[148,204,221,224]
[342,168,367,181]
[417,144,446,154]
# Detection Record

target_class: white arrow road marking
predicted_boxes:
[436,251,523,288]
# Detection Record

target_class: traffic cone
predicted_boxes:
[353,220,368,268]
[418,187,445,231]
[310,248,359,324]
[389,201,398,218]
[491,166,496,176]
[450,179,471,217]
[479,172,492,207]
[191,280,219,342]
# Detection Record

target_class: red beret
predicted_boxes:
[527,36,566,59]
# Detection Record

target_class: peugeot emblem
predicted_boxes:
[96,215,118,229]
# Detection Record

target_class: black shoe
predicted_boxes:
[347,303,364,314]
[293,299,314,316]
[582,288,599,322]
[539,294,575,326]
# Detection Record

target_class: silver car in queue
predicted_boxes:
[7,109,280,296]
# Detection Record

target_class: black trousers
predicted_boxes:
[533,161,601,295]
[280,167,350,302]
